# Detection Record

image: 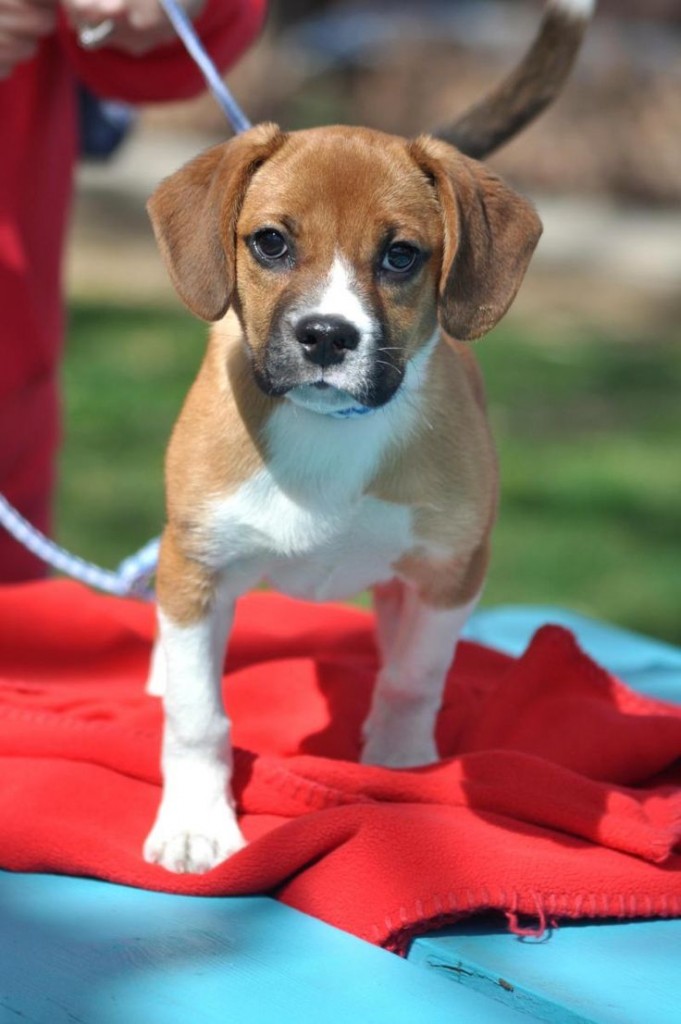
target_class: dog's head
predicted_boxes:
[148,123,541,411]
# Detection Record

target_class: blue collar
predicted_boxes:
[328,405,378,420]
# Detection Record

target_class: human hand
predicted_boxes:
[62,0,205,56]
[0,0,56,79]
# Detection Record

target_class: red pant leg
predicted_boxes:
[0,50,72,584]
[0,370,59,582]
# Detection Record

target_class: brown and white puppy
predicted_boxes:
[144,0,594,874]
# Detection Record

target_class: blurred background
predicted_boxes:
[60,0,681,642]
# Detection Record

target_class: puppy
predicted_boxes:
[143,0,594,873]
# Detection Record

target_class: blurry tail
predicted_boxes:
[436,0,595,159]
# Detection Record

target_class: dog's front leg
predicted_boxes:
[144,532,245,874]
[362,581,479,768]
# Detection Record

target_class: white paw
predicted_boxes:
[144,801,246,873]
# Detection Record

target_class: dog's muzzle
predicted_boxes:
[251,308,404,410]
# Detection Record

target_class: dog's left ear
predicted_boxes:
[409,136,542,340]
[147,123,286,322]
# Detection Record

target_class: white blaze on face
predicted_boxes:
[286,253,381,412]
[311,255,377,344]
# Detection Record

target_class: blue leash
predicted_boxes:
[0,495,159,599]
[157,0,251,133]
[0,0,250,598]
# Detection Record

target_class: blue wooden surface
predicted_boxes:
[410,917,681,1024]
[408,606,681,1023]
[0,870,530,1024]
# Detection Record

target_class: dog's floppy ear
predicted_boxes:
[147,123,286,322]
[409,135,542,340]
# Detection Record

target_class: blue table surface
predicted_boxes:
[1,606,680,1024]
[0,871,530,1024]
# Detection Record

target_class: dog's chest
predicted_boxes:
[207,469,413,600]
[204,401,417,601]
[269,489,413,601]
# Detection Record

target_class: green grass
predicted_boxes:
[57,302,681,644]
[475,328,681,642]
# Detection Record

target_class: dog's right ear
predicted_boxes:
[147,123,286,322]
[409,135,542,341]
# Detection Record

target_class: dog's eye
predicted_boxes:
[381,243,419,274]
[252,229,289,261]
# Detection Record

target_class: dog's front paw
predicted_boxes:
[144,801,246,874]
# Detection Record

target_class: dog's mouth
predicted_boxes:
[284,380,382,417]
[257,368,404,412]
[251,337,405,414]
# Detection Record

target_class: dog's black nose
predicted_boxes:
[294,315,360,367]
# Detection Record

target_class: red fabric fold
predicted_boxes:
[0,580,680,953]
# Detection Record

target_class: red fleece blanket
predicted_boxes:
[1,581,680,953]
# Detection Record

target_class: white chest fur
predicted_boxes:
[204,389,420,601]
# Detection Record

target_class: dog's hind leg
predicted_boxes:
[363,558,485,768]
